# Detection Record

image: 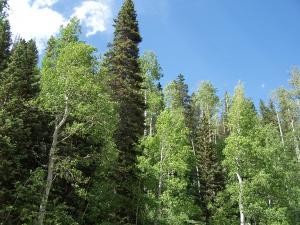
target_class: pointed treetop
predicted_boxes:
[0,0,8,18]
[114,0,141,43]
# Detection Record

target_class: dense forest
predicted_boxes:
[0,0,300,224]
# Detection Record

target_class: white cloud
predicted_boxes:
[32,0,59,8]
[72,0,112,37]
[8,0,66,51]
[8,0,112,52]
[261,83,265,89]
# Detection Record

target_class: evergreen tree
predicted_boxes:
[219,91,231,137]
[194,114,224,224]
[259,99,277,126]
[0,39,39,104]
[164,74,191,124]
[104,0,144,223]
[0,0,11,71]
[0,38,41,223]
[191,82,224,224]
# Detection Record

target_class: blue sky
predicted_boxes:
[8,0,300,104]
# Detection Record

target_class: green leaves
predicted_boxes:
[139,109,198,224]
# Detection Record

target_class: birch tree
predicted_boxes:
[221,83,300,225]
[138,108,198,225]
[37,19,116,225]
[139,51,164,136]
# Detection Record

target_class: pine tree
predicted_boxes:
[194,114,223,224]
[0,39,39,104]
[191,82,223,224]
[104,0,144,223]
[259,100,277,126]
[0,0,11,71]
[0,38,41,223]
[164,74,191,121]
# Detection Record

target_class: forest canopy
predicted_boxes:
[0,0,299,225]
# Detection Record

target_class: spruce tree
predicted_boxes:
[104,0,144,223]
[0,38,41,223]
[259,100,277,126]
[0,0,11,71]
[165,74,191,114]
[194,114,223,224]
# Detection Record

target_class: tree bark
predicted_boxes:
[191,138,201,200]
[291,118,300,162]
[155,145,164,225]
[149,116,153,136]
[37,97,69,225]
[276,110,285,146]
[236,172,245,225]
[144,90,147,136]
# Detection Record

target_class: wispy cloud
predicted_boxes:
[8,0,66,51]
[72,0,112,37]
[32,0,59,8]
[8,0,113,51]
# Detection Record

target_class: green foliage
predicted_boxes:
[0,1,299,224]
[164,74,190,112]
[0,38,44,224]
[104,0,144,223]
[39,19,115,140]
[140,51,164,136]
[193,81,219,118]
[0,0,10,71]
[194,115,224,224]
[36,19,117,224]
[139,109,199,225]
[220,82,300,224]
[259,99,277,125]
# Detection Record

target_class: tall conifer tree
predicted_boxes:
[194,114,223,224]
[0,0,11,71]
[104,0,144,223]
[0,38,40,223]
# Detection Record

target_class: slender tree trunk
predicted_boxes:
[215,119,218,144]
[135,205,139,225]
[155,145,164,225]
[38,97,69,225]
[208,115,212,143]
[291,118,300,162]
[191,138,201,199]
[236,172,245,225]
[276,110,285,146]
[149,116,153,136]
[144,90,147,136]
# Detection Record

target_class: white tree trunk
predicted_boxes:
[149,117,153,136]
[191,139,201,199]
[38,97,69,225]
[208,116,212,143]
[276,110,285,146]
[236,172,245,225]
[158,145,163,198]
[291,118,300,162]
[144,90,147,136]
[215,119,218,144]
[156,145,164,225]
